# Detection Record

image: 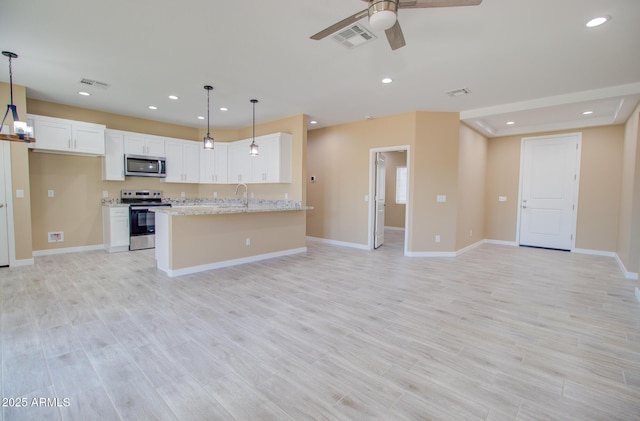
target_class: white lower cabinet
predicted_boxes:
[200,142,228,184]
[164,139,200,183]
[103,206,130,253]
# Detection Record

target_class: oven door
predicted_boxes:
[130,206,156,237]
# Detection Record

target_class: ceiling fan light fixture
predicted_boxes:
[368,1,398,31]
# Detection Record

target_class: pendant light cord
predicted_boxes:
[8,54,14,106]
[206,88,211,137]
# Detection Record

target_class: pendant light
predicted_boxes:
[203,85,214,150]
[1,51,30,141]
[249,99,259,156]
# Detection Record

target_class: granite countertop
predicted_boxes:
[101,198,312,214]
[151,203,313,216]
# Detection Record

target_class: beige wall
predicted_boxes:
[457,124,487,249]
[410,112,460,252]
[617,103,640,275]
[25,100,306,251]
[382,151,407,228]
[485,126,624,252]
[1,83,33,261]
[307,112,416,246]
[307,111,462,253]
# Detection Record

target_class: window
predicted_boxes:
[396,166,407,204]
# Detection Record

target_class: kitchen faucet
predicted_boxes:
[235,183,248,207]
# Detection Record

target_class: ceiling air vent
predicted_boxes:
[332,23,377,49]
[79,78,110,89]
[446,88,471,97]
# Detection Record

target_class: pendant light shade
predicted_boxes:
[1,51,31,141]
[203,85,214,150]
[249,99,259,156]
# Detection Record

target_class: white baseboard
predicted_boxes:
[615,254,639,280]
[161,247,307,278]
[10,258,35,267]
[384,226,405,231]
[636,287,640,304]
[455,240,485,256]
[572,248,616,257]
[306,236,370,250]
[484,239,519,247]
[33,244,104,257]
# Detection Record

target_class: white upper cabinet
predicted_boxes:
[124,134,165,157]
[102,131,125,181]
[28,114,105,156]
[227,133,292,184]
[251,133,292,183]
[200,142,228,184]
[164,138,200,183]
[228,139,252,183]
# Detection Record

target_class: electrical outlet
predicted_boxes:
[48,190,55,198]
[469,229,473,237]
[435,235,441,243]
[251,192,255,199]
[103,190,109,198]
[16,189,24,198]
[181,192,185,198]
[284,193,288,200]
[498,196,507,202]
[245,237,251,246]
[213,191,217,198]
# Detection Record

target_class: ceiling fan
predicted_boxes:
[310,0,483,50]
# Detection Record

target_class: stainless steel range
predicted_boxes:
[120,190,171,251]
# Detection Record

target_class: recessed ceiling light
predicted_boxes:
[586,16,610,27]
[506,121,515,125]
[197,116,205,120]
[148,106,158,110]
[582,110,594,115]
[168,95,179,100]
[78,91,90,96]
[310,120,318,125]
[219,107,228,111]
[381,78,393,84]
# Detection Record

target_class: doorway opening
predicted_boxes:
[369,146,410,254]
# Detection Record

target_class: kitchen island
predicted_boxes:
[151,200,312,277]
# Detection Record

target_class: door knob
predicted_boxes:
[522,205,527,209]
[0,203,4,208]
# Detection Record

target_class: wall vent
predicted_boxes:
[79,78,110,89]
[332,23,377,49]
[446,88,471,97]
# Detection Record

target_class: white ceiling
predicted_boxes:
[1,0,639,137]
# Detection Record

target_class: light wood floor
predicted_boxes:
[2,231,640,420]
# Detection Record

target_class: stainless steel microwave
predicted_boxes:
[124,155,167,178]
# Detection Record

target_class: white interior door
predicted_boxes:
[519,134,579,250]
[374,153,386,249]
[0,143,10,266]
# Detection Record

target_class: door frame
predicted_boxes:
[1,141,17,266]
[368,145,410,254]
[515,132,582,250]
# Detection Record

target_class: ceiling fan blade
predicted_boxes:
[310,9,369,40]
[385,20,406,50]
[398,0,482,9]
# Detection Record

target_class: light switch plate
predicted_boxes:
[48,190,55,198]
[498,196,507,202]
[16,189,24,198]
[103,191,109,198]
[436,195,447,203]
